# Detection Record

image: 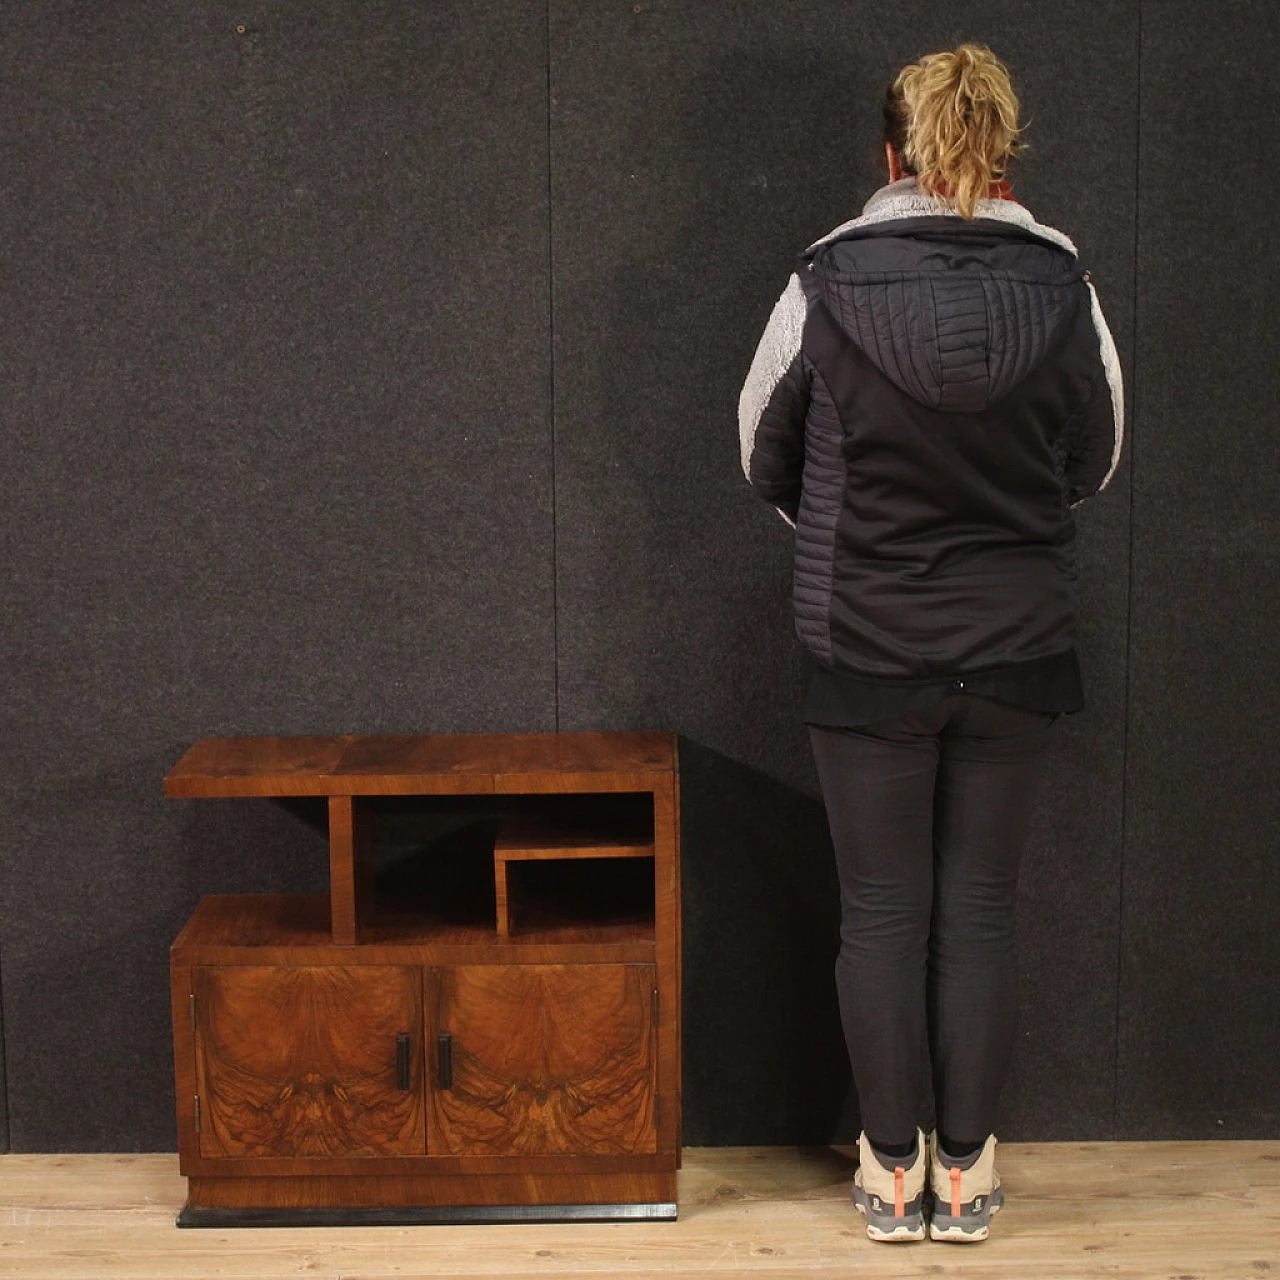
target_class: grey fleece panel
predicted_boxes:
[824,275,1081,412]
[792,357,842,664]
[1065,289,1122,504]
[748,349,809,517]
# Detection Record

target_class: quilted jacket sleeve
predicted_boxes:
[1066,281,1125,507]
[738,273,810,526]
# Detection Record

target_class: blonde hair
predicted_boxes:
[885,44,1025,220]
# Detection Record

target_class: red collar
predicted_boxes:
[925,176,1017,202]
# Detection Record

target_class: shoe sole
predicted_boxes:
[926,1184,1004,1242]
[852,1185,926,1242]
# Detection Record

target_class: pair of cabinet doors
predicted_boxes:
[189,962,659,1159]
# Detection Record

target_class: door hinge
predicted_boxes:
[189,993,197,1032]
[193,1095,201,1134]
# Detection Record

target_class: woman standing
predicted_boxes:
[738,44,1123,1244]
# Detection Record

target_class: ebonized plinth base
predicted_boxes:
[178,1201,680,1227]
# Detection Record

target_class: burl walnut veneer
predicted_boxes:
[166,732,681,1227]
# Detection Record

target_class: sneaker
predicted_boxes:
[850,1127,927,1241]
[925,1130,1004,1242]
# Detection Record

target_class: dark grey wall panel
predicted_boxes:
[7,0,1273,1155]
[0,0,552,1149]
[1119,1,1280,1138]
[550,2,1136,1142]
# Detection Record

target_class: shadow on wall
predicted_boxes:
[676,736,870,1147]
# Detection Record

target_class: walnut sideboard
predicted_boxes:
[165,731,682,1227]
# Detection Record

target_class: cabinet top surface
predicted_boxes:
[166,732,678,797]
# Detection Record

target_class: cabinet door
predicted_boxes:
[425,964,657,1156]
[193,966,424,1158]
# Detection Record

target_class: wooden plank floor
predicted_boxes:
[0,1143,1276,1278]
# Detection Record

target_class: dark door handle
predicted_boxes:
[437,1032,453,1089]
[396,1033,411,1090]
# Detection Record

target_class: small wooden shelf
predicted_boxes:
[493,813,655,857]
[493,814,655,938]
[166,732,681,1226]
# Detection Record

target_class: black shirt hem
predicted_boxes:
[800,647,1085,726]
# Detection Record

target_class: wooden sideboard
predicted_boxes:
[165,731,681,1227]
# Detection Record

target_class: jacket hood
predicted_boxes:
[799,180,1088,413]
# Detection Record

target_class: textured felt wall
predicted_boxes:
[0,0,552,1150]
[0,0,1275,1153]
[1117,2,1280,1139]
[550,0,1136,1143]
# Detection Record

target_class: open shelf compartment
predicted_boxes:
[351,792,656,944]
[494,809,655,939]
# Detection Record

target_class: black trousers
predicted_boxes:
[808,695,1058,1147]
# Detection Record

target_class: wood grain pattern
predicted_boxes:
[178,1149,676,1179]
[187,1169,675,1208]
[166,732,677,797]
[495,855,512,940]
[425,964,657,1157]
[193,966,424,1159]
[4,1145,1279,1277]
[495,812,655,858]
[654,773,682,1163]
[172,894,658,961]
[167,731,680,1214]
[169,966,199,1166]
[327,796,373,945]
[165,736,354,790]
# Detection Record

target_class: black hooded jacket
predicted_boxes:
[738,179,1123,720]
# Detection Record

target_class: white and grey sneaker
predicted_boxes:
[926,1130,1004,1242]
[851,1127,927,1242]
